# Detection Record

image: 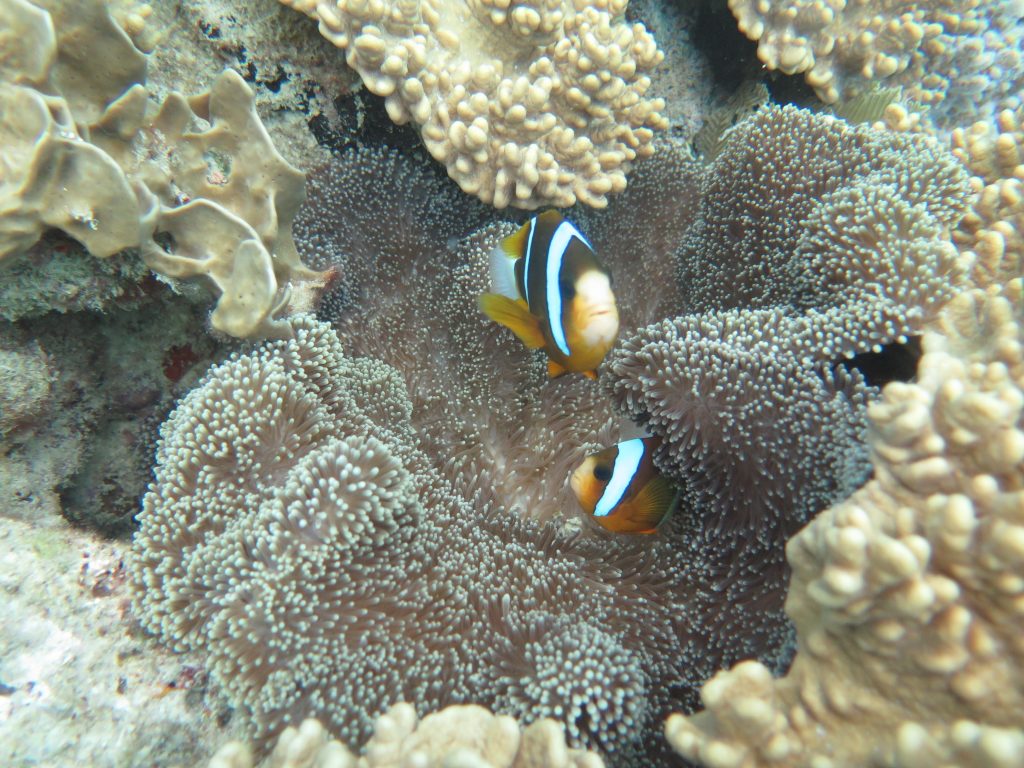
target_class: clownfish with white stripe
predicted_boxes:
[570,437,676,534]
[478,211,619,380]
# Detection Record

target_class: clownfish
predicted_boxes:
[570,437,675,534]
[478,211,619,379]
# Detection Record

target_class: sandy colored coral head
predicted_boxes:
[279,0,667,208]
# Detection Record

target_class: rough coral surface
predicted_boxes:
[666,286,1024,766]
[953,107,1024,291]
[0,0,325,337]
[209,705,605,768]
[278,0,667,208]
[728,0,1024,126]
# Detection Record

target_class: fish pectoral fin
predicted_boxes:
[582,369,599,381]
[630,476,676,532]
[479,293,546,349]
[547,359,568,378]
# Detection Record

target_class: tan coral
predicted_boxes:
[0,0,325,338]
[665,287,1024,767]
[209,705,604,768]
[728,0,1023,126]
[278,0,666,208]
[952,108,1024,290]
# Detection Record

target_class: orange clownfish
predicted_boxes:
[570,437,675,534]
[478,211,619,379]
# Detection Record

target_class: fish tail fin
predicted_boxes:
[629,476,676,533]
[479,293,546,349]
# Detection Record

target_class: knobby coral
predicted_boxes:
[277,0,667,209]
[952,107,1024,291]
[210,704,604,768]
[0,0,325,337]
[728,0,1024,126]
[665,285,1024,767]
[606,104,971,537]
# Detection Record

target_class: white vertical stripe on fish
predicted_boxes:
[594,438,644,517]
[545,221,577,356]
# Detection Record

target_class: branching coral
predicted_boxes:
[277,0,667,209]
[952,107,1024,290]
[0,0,325,337]
[210,705,605,768]
[728,0,1024,126]
[606,105,971,535]
[665,285,1024,767]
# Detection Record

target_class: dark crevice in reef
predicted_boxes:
[310,88,427,158]
[840,336,923,390]
[687,0,760,96]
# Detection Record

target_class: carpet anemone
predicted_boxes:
[132,105,971,765]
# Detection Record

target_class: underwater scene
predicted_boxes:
[1,0,1023,765]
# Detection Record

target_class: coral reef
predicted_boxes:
[662,105,1024,768]
[665,286,1024,767]
[606,105,971,535]
[728,0,1024,127]
[0,0,325,337]
[210,705,604,768]
[953,107,1024,290]
[278,0,668,209]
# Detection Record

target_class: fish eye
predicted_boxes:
[559,279,575,298]
[593,465,612,482]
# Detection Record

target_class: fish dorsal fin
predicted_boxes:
[536,210,564,228]
[500,219,532,260]
[479,293,546,349]
[628,475,675,533]
[547,359,568,378]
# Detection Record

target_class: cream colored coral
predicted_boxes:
[0,0,145,259]
[0,0,326,338]
[728,0,1022,124]
[130,69,324,338]
[278,0,666,208]
[208,705,604,768]
[952,108,1024,290]
[894,721,1024,768]
[666,288,1024,766]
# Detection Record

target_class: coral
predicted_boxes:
[678,105,969,322]
[664,286,1024,766]
[952,107,1024,291]
[132,313,794,766]
[277,0,668,209]
[728,0,1024,126]
[606,105,971,534]
[0,0,325,337]
[209,705,604,768]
